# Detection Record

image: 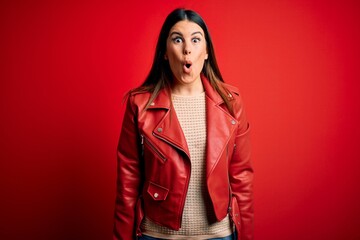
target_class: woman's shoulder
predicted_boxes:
[128,87,151,96]
[123,87,152,110]
[221,82,241,97]
[126,87,153,102]
[219,81,246,116]
[125,86,170,110]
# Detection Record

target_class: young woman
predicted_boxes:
[113,8,253,240]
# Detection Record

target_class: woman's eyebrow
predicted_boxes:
[169,31,182,37]
[191,31,203,36]
[169,31,204,37]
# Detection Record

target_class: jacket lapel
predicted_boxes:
[148,89,190,159]
[146,75,237,172]
[202,77,238,177]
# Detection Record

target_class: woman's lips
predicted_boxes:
[183,61,192,73]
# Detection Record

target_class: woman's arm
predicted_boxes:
[113,95,143,240]
[229,95,254,240]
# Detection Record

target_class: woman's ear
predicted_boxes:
[164,54,168,60]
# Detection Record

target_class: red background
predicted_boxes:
[1,0,360,239]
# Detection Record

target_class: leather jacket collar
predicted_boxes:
[144,74,238,177]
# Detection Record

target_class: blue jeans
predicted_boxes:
[138,231,236,240]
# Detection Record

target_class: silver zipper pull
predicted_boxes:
[140,134,144,156]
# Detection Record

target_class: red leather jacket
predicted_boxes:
[113,76,253,240]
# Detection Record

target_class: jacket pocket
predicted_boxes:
[146,181,169,201]
[141,134,167,163]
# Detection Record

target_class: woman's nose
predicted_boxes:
[183,42,191,55]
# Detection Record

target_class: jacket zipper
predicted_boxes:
[153,133,191,229]
[179,163,191,229]
[153,133,190,159]
[227,144,232,215]
[140,134,167,162]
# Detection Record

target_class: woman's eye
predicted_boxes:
[192,38,201,43]
[172,37,183,43]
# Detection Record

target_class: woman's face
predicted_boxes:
[165,20,208,88]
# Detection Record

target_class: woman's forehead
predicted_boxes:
[169,20,204,35]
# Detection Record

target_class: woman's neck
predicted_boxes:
[171,79,204,96]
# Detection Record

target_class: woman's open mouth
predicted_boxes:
[183,62,192,73]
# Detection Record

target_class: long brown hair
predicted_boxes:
[130,8,234,115]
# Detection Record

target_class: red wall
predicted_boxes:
[1,0,359,239]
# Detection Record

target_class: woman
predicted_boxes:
[113,8,253,240]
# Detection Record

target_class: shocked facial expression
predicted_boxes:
[165,20,208,87]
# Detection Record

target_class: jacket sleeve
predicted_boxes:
[229,95,254,240]
[113,94,143,240]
